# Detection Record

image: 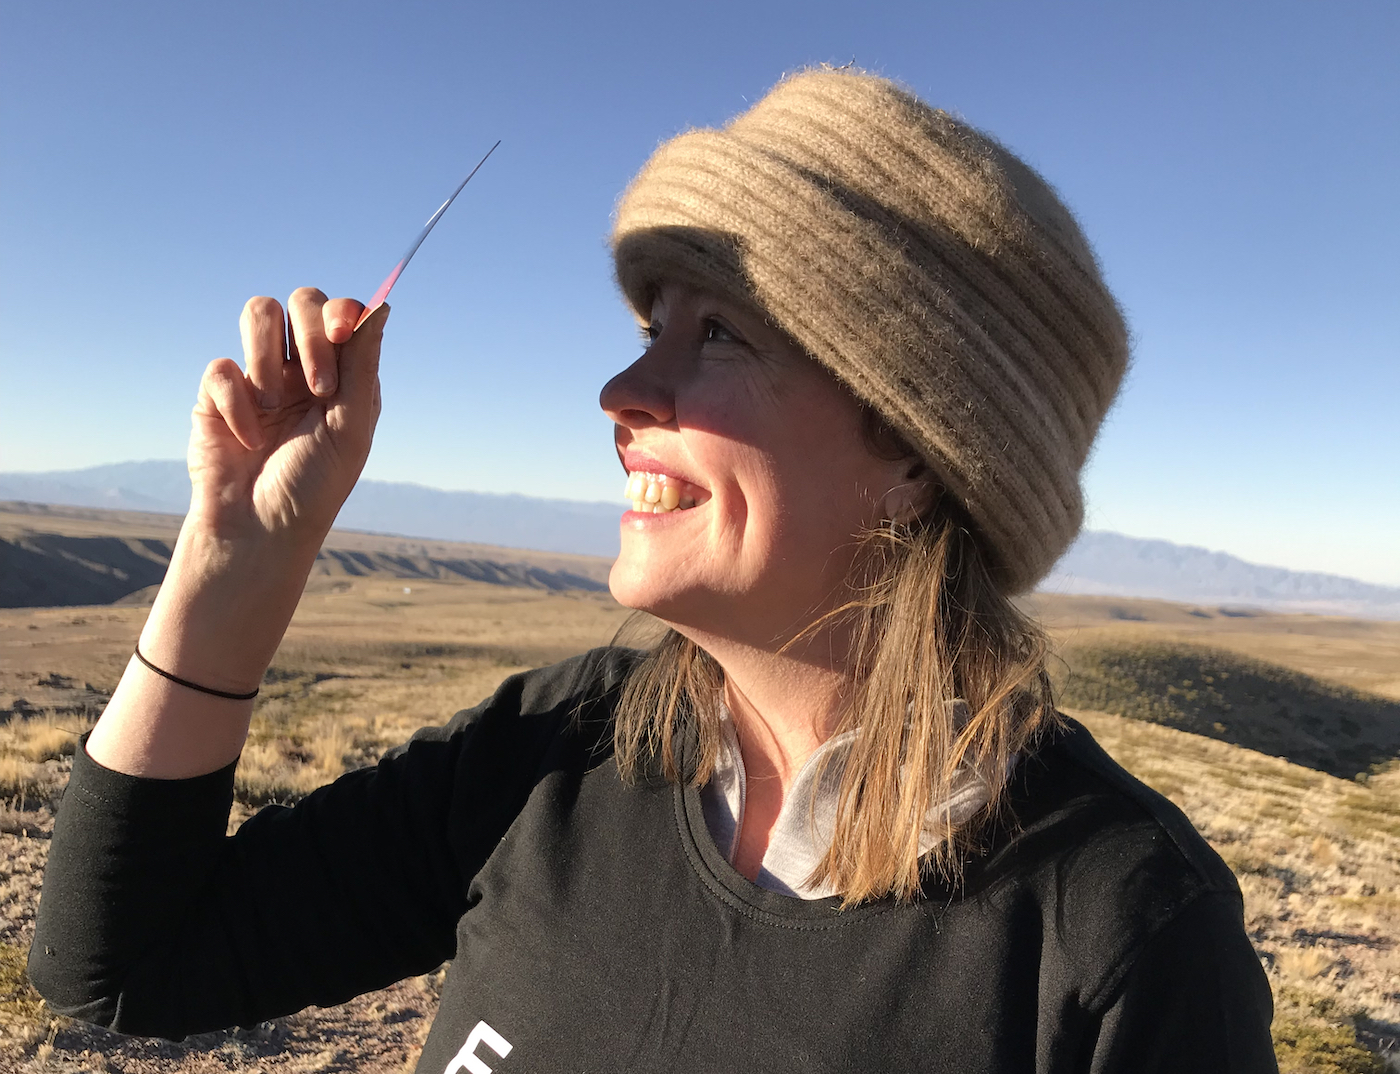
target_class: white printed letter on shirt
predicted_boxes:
[444,1020,513,1074]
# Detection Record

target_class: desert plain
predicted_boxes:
[0,506,1398,1073]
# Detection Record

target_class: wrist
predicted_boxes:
[139,524,320,694]
[133,642,262,701]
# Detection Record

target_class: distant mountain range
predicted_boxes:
[4,460,1398,618]
[0,460,621,558]
[1041,531,1400,619]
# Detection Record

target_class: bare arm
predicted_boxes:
[86,288,388,778]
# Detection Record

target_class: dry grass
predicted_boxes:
[1,584,1399,1069]
[0,941,53,1050]
[0,759,46,802]
[0,716,97,801]
[1,715,91,772]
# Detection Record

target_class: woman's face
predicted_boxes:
[600,283,923,648]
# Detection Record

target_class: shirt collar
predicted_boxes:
[698,702,994,900]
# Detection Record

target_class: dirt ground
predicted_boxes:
[1,583,1398,1071]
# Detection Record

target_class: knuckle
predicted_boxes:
[290,286,329,310]
[204,357,238,383]
[242,295,282,323]
[205,362,247,396]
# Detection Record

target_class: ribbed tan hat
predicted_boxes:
[611,68,1129,594]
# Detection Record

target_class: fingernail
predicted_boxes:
[314,371,336,395]
[260,390,281,410]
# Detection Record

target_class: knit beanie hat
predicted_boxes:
[611,68,1129,594]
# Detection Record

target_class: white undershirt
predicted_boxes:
[698,704,996,899]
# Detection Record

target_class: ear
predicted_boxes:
[879,460,939,526]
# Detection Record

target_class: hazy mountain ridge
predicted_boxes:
[1043,531,1400,618]
[4,461,1397,617]
[0,461,622,558]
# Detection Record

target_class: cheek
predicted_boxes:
[720,423,883,573]
[770,467,878,574]
[770,411,884,533]
[677,362,891,571]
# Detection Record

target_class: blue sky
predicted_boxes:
[2,0,1397,584]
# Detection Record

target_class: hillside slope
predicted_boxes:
[1054,640,1400,779]
[0,502,611,608]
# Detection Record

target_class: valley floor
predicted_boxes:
[1,584,1397,1072]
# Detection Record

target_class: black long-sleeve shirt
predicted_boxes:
[31,647,1278,1073]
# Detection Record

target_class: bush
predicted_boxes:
[1272,1017,1384,1074]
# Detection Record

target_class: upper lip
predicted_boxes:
[620,445,706,491]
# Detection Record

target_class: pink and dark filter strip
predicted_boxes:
[354,140,501,330]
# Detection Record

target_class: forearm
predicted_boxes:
[29,743,239,1033]
[32,685,488,1036]
[86,523,321,778]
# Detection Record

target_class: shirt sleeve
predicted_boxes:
[1086,890,1279,1074]
[28,649,622,1040]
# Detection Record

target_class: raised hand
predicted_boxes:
[186,288,387,549]
[85,289,390,778]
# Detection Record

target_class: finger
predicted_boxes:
[323,297,364,347]
[287,287,336,398]
[327,304,388,445]
[338,302,387,405]
[196,358,265,451]
[239,297,288,410]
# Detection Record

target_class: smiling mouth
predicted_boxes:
[624,471,703,515]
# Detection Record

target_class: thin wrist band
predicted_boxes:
[133,643,260,701]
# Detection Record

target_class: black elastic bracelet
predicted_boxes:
[133,643,260,701]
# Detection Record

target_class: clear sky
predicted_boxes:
[2,0,1397,584]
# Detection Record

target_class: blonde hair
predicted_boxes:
[612,494,1057,906]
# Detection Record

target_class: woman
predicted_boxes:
[31,68,1277,1072]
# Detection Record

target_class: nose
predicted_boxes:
[599,346,677,429]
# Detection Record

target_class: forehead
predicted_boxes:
[645,280,770,323]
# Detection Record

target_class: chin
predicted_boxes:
[606,560,647,612]
[608,557,675,616]
[607,556,716,633]
[610,528,682,610]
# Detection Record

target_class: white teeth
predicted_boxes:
[622,471,700,515]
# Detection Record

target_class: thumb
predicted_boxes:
[336,303,389,414]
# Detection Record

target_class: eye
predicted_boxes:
[638,322,661,348]
[703,318,741,345]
